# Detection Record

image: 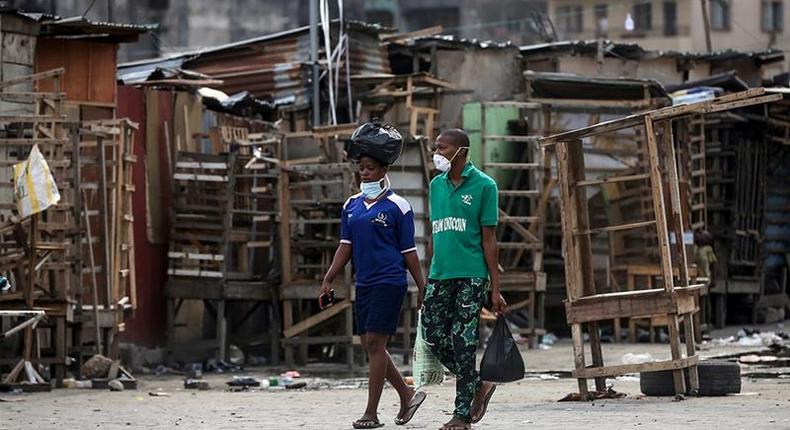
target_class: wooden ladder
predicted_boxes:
[478,101,547,342]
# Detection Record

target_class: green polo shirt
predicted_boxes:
[429,162,498,280]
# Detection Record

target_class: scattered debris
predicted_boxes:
[82,355,114,380]
[558,387,626,402]
[541,333,558,346]
[228,345,245,366]
[108,379,125,392]
[0,396,24,402]
[184,379,210,390]
[622,353,654,365]
[226,377,260,388]
[285,382,307,390]
[148,392,171,397]
[739,354,779,363]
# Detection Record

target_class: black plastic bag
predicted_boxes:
[344,120,403,166]
[479,316,525,383]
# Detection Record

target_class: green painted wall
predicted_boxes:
[462,101,520,186]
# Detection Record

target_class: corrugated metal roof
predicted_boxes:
[519,39,785,64]
[389,34,517,50]
[118,20,392,109]
[665,70,750,93]
[12,10,156,42]
[524,71,670,100]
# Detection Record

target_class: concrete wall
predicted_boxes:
[434,47,523,130]
[548,0,790,56]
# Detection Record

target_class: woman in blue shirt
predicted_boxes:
[321,122,427,429]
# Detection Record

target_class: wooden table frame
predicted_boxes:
[540,88,782,399]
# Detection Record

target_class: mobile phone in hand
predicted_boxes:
[319,289,335,309]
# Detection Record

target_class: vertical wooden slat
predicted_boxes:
[567,139,606,391]
[660,120,690,288]
[556,140,588,397]
[644,116,686,395]
[643,116,675,292]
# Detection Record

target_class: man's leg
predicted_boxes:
[450,278,488,423]
[422,280,460,374]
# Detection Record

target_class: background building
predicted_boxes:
[14,0,546,62]
[547,0,790,53]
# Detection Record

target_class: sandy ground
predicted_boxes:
[3,326,790,430]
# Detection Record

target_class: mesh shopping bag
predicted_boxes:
[412,310,444,388]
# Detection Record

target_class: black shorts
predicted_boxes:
[354,284,407,335]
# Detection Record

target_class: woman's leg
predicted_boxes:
[358,333,417,421]
[362,332,390,417]
[383,349,417,418]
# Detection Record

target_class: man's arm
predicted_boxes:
[482,226,506,313]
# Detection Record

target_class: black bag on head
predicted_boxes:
[479,316,525,383]
[345,120,403,166]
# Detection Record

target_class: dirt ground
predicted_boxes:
[3,326,790,430]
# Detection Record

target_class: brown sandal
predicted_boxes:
[395,391,427,425]
[471,384,497,424]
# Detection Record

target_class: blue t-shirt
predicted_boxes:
[340,190,416,288]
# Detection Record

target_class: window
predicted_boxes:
[555,5,584,34]
[594,4,609,37]
[633,2,653,32]
[664,1,677,36]
[762,1,784,32]
[710,0,731,31]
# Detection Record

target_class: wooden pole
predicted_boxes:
[23,214,38,362]
[700,0,713,53]
[82,189,103,354]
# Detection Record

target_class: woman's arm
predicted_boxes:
[403,251,426,308]
[321,244,352,295]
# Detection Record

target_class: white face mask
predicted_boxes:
[360,175,389,199]
[433,147,468,172]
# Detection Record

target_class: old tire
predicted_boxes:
[640,360,741,396]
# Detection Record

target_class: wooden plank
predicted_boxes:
[683,312,700,394]
[482,101,541,109]
[643,116,675,293]
[173,173,228,182]
[380,25,443,41]
[0,115,66,123]
[498,190,540,197]
[283,300,352,338]
[483,162,540,169]
[541,89,772,146]
[167,268,223,278]
[0,68,64,89]
[572,356,699,379]
[557,142,581,301]
[483,135,541,142]
[574,220,656,235]
[168,252,224,261]
[0,92,65,102]
[497,242,543,249]
[575,173,650,187]
[175,161,228,169]
[659,120,690,288]
[666,314,687,395]
[571,323,588,397]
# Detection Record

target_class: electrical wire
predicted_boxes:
[82,0,98,18]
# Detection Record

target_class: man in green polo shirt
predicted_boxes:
[422,128,506,430]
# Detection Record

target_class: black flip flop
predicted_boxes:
[353,418,385,429]
[395,391,427,425]
[470,384,497,424]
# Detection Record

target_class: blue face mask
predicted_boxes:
[360,175,389,199]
